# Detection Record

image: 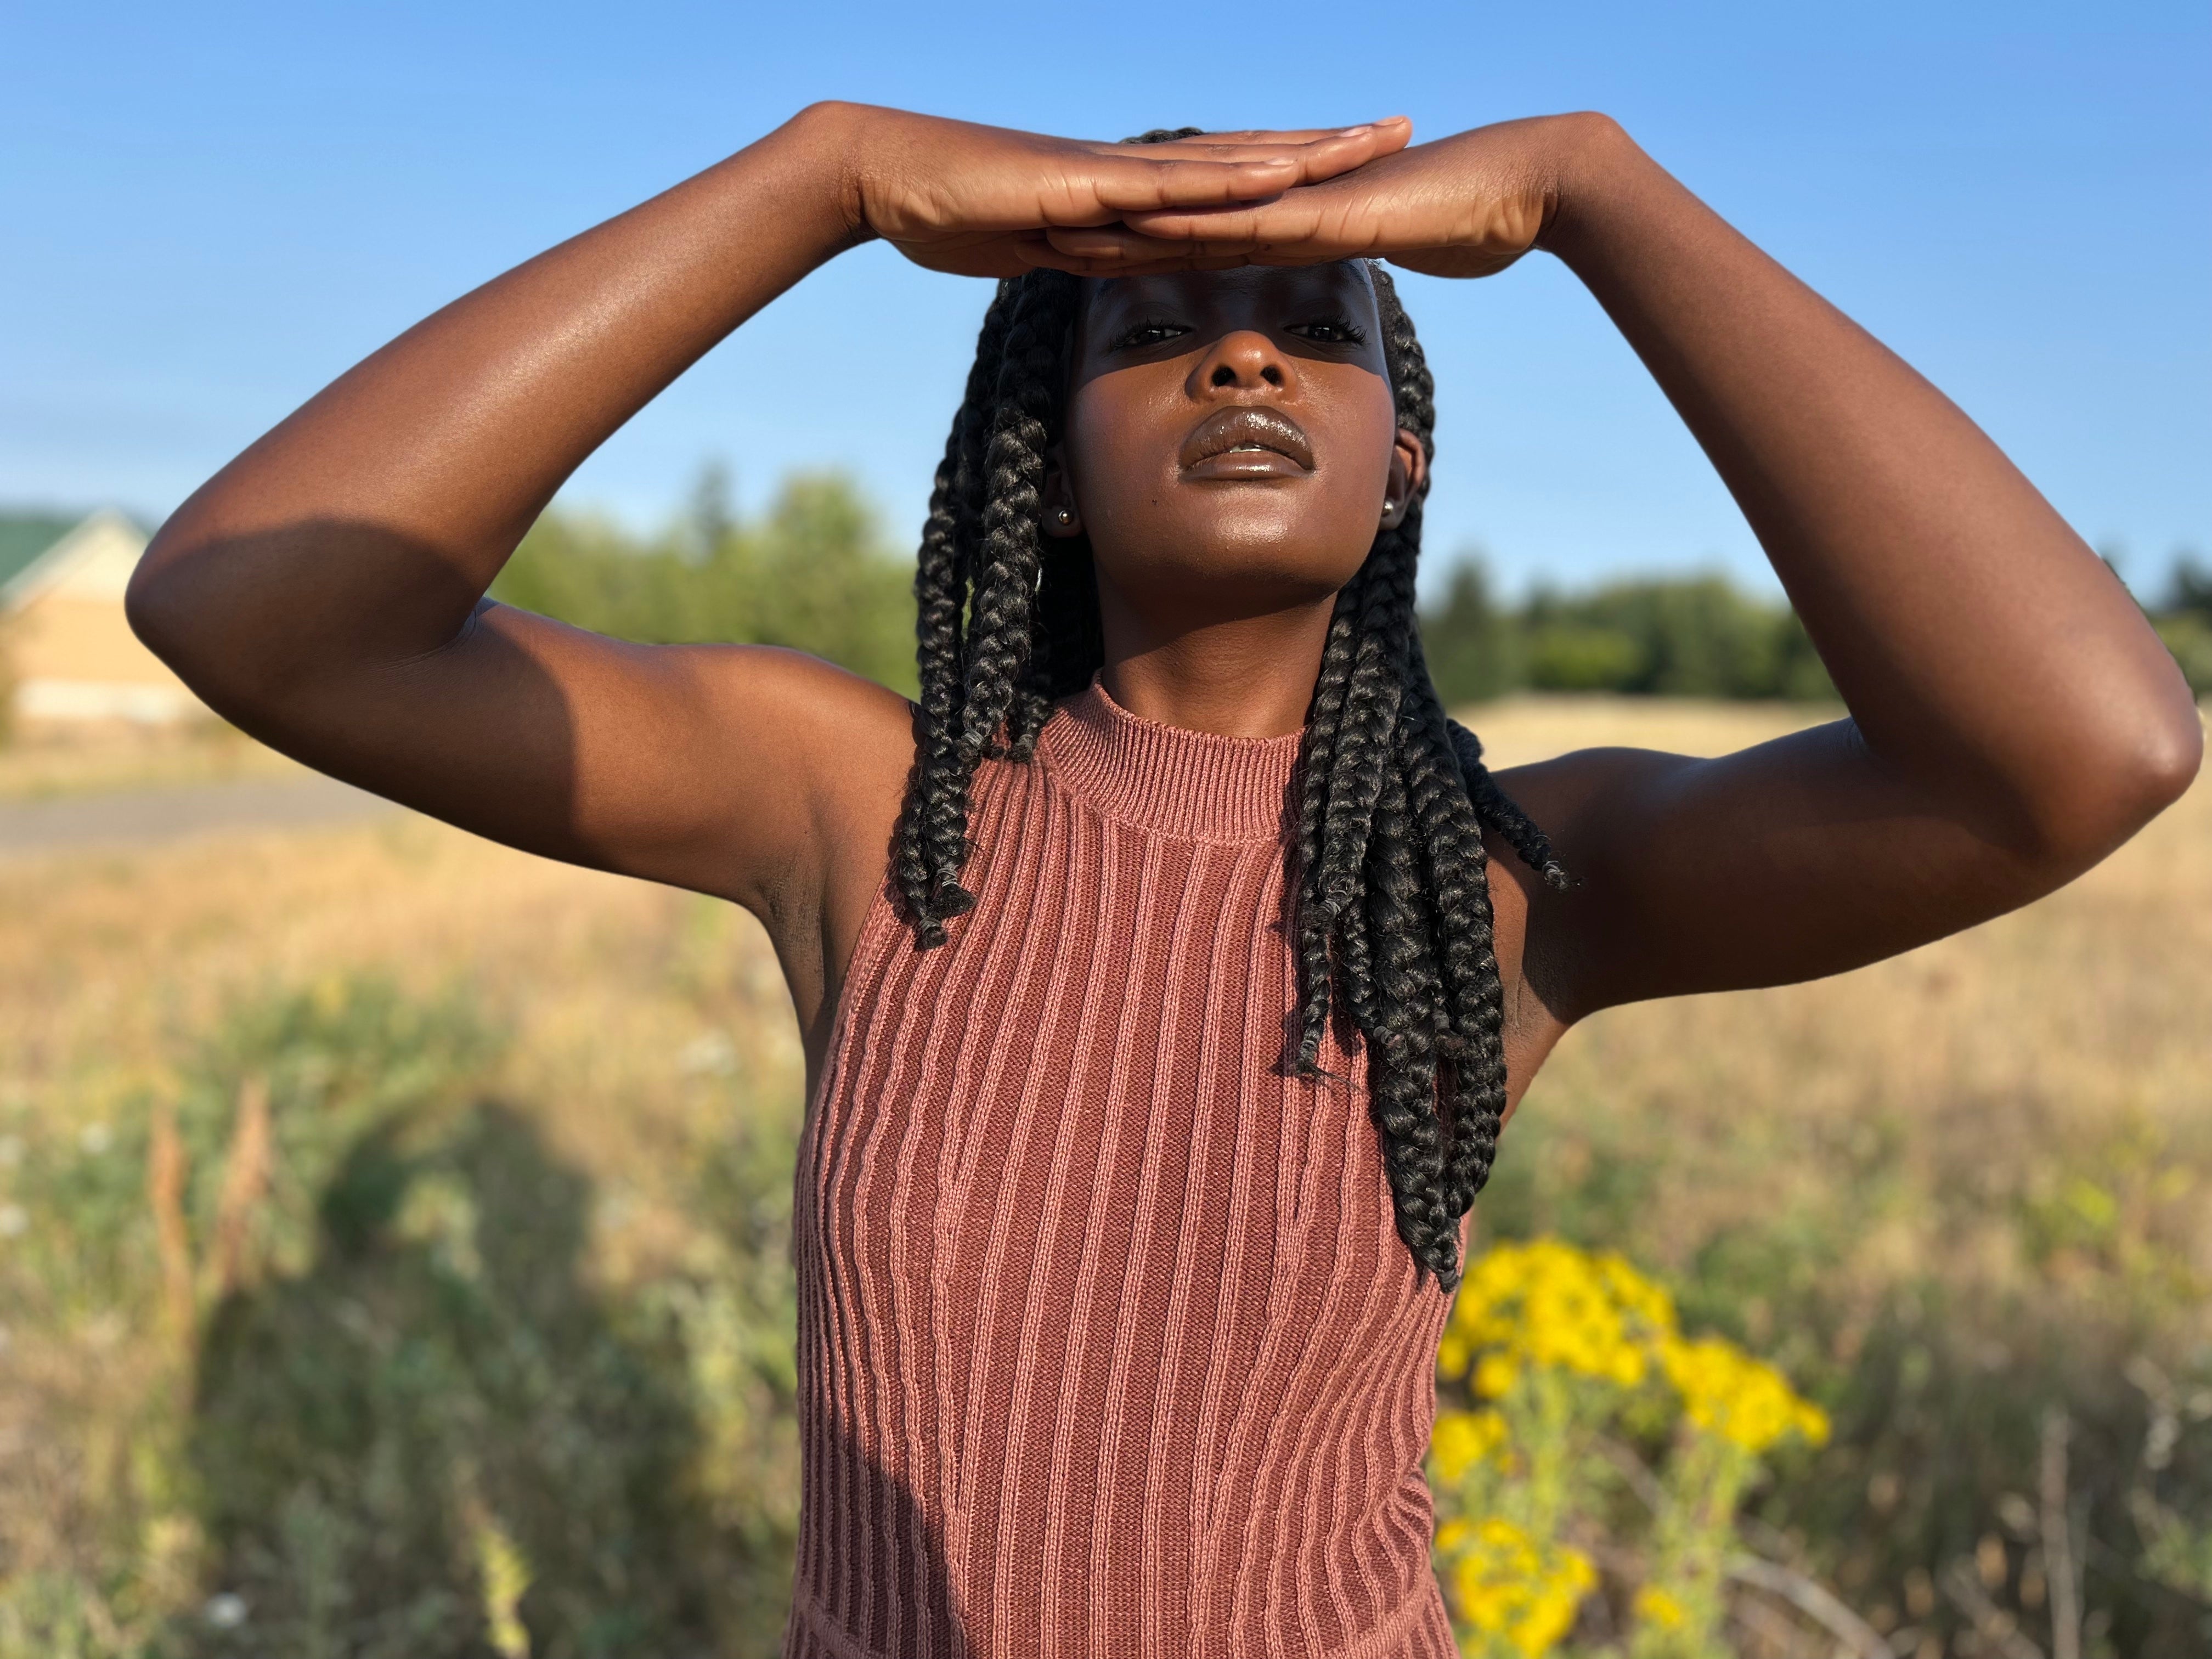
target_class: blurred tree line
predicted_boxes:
[2151,554,2212,697]
[490,466,918,698]
[1420,560,1838,705]
[483,469,2212,710]
[1421,547,2212,706]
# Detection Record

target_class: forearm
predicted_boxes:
[1538,119,2199,856]
[131,104,862,695]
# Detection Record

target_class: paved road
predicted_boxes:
[0,774,405,859]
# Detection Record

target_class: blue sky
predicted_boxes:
[5,2,2206,599]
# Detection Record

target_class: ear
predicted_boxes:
[1041,445,1083,539]
[1380,427,1427,532]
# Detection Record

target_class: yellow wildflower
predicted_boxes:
[471,1513,533,1658]
[1446,1516,1595,1658]
[1473,1352,1521,1400]
[1633,1583,1688,1630]
[1445,1238,1678,1396]
[1659,1335,1829,1454]
[1431,1409,1508,1485]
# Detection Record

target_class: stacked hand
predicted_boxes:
[823,104,1577,281]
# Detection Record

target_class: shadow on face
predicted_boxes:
[1045,262,1426,633]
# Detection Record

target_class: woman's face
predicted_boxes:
[1049,262,1424,629]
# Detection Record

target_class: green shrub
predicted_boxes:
[1423,560,1523,704]
[492,469,917,697]
[1527,624,1645,692]
[0,974,803,1659]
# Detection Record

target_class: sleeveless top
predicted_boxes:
[785,677,1464,1659]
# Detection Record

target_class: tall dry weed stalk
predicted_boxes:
[144,1097,194,1350]
[2041,1410,2083,1659]
[208,1074,269,1298]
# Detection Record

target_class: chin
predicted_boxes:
[1098,523,1369,613]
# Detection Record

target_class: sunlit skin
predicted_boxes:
[125,103,2201,1124]
[1050,263,1424,738]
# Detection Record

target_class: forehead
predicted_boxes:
[1079,261,1379,328]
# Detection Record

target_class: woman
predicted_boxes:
[128,105,2198,1657]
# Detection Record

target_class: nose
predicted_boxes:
[1188,329,1297,398]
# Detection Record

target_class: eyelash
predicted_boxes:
[1109,318,1189,351]
[1290,315,1367,346]
[1105,315,1368,353]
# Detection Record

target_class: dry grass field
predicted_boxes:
[0,719,303,804]
[0,696,2205,1656]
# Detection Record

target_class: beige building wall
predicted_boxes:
[4,511,207,723]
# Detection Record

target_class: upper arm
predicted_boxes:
[147,590,915,922]
[1491,717,2159,1026]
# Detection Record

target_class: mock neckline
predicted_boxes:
[1033,675,1304,843]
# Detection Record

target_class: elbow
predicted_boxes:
[123,537,196,680]
[2130,696,2206,819]
[123,525,277,718]
[2104,672,2205,833]
[2021,692,2204,871]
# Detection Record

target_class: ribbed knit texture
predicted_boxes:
[787,677,1464,1659]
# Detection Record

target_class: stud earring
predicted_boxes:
[1054,507,1075,527]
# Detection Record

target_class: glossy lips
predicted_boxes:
[1179,406,1315,479]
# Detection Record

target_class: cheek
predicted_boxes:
[1333,397,1400,508]
[1063,379,1176,524]
[1338,376,1403,494]
[1271,386,1402,565]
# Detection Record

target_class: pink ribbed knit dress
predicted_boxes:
[786,677,1465,1659]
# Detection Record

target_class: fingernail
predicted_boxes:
[1339,125,1373,136]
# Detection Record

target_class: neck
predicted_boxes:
[1095,583,1336,739]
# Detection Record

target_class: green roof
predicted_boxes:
[0,512,87,592]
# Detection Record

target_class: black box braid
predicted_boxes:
[891,131,1569,1290]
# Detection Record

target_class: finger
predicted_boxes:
[1122,117,1410,155]
[1115,198,1368,252]
[1073,159,1299,216]
[1032,224,1353,276]
[1124,119,1411,186]
[1041,225,1224,262]
[1068,119,1410,214]
[1016,239,1254,277]
[1052,204,1370,263]
[1014,227,1256,275]
[1271,120,1414,185]
[1120,128,1345,148]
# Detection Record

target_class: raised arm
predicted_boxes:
[130,104,874,907]
[126,105,1408,1033]
[1510,115,2202,1015]
[1032,114,2203,1022]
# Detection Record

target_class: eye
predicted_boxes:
[1288,315,1367,346]
[1108,317,1190,352]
